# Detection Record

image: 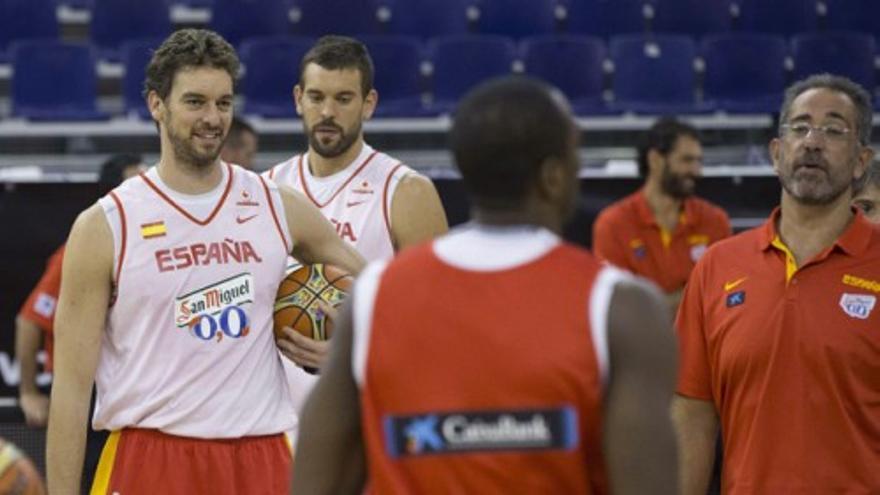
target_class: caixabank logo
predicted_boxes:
[383,407,579,458]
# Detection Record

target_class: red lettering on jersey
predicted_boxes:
[330,218,358,243]
[155,240,263,272]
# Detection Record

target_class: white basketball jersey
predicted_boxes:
[265,143,413,262]
[95,164,295,438]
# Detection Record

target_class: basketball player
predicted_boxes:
[265,35,448,371]
[675,74,880,494]
[221,116,258,169]
[289,77,679,494]
[853,160,880,222]
[593,118,730,313]
[46,29,364,494]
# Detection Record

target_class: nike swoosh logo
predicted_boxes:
[346,200,366,208]
[236,214,258,224]
[724,277,747,292]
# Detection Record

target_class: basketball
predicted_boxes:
[273,263,354,341]
[0,438,45,495]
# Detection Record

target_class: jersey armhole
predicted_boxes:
[258,175,293,254]
[351,260,390,387]
[98,193,127,304]
[382,163,411,237]
[588,266,631,388]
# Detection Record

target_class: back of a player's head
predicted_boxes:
[451,76,574,209]
[144,29,240,101]
[98,153,143,196]
[637,117,700,178]
[779,73,873,146]
[299,35,374,97]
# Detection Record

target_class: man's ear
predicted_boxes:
[769,138,782,175]
[539,157,567,200]
[147,90,164,123]
[362,89,378,120]
[293,84,304,116]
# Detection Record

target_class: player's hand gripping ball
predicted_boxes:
[273,263,353,341]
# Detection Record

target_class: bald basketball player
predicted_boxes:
[289,76,678,494]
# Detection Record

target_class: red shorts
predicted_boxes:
[90,428,292,495]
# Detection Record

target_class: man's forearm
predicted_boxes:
[672,395,719,495]
[15,317,43,395]
[46,383,92,493]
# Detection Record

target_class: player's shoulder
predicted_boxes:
[689,195,730,222]
[595,191,642,225]
[262,154,302,181]
[697,224,764,268]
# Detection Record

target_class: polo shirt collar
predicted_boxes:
[635,188,693,227]
[759,206,874,257]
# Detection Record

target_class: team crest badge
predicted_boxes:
[839,293,876,320]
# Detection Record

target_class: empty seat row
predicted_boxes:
[5,33,879,121]
[4,0,880,61]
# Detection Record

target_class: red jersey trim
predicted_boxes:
[268,165,276,180]
[138,163,234,226]
[258,174,291,254]
[109,191,127,293]
[382,163,405,245]
[297,150,379,208]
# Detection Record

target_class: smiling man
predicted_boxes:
[674,74,880,494]
[593,118,730,313]
[46,29,364,494]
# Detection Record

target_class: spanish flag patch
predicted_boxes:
[141,221,167,239]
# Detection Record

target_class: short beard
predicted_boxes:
[306,119,361,159]
[660,166,696,200]
[166,122,224,170]
[778,149,852,206]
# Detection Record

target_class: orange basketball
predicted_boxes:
[0,438,45,495]
[274,263,353,341]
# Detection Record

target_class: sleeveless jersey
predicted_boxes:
[352,225,629,494]
[95,164,295,438]
[264,144,413,262]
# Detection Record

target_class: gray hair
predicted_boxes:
[778,73,873,146]
[854,160,880,194]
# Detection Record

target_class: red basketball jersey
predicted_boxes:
[353,226,625,494]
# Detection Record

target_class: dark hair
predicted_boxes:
[450,76,573,209]
[98,153,142,196]
[779,73,873,146]
[299,35,374,97]
[636,117,701,178]
[144,29,240,101]
[854,161,880,195]
[227,116,256,147]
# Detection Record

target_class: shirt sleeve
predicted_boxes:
[592,211,633,271]
[17,246,65,333]
[710,206,733,243]
[674,255,714,400]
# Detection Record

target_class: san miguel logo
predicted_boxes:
[175,273,254,342]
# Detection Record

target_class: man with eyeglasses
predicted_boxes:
[673,73,880,494]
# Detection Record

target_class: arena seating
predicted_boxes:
[701,33,788,113]
[791,32,876,95]
[428,35,518,114]
[121,38,165,119]
[652,0,732,37]
[382,0,473,39]
[239,36,314,118]
[359,35,428,117]
[209,0,291,46]
[476,0,558,39]
[290,0,383,37]
[90,0,172,60]
[521,35,610,115]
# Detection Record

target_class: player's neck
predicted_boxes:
[472,206,563,235]
[643,182,683,230]
[156,151,224,195]
[307,140,365,178]
[777,191,854,266]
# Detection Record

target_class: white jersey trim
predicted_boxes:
[352,259,389,387]
[589,266,632,385]
[432,223,561,271]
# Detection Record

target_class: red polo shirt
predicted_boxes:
[592,190,731,293]
[17,244,64,372]
[677,208,880,493]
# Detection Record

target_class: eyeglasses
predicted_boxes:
[780,122,853,141]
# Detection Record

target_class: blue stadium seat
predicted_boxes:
[210,0,291,47]
[91,0,172,60]
[477,0,557,38]
[522,35,611,115]
[239,36,314,118]
[11,40,106,120]
[609,34,704,114]
[702,34,788,113]
[734,0,820,37]
[428,35,517,114]
[824,0,880,37]
[359,36,427,117]
[653,0,732,36]
[121,38,165,119]
[384,0,473,38]
[792,32,875,91]
[564,0,649,38]
[0,0,58,61]
[291,0,381,37]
